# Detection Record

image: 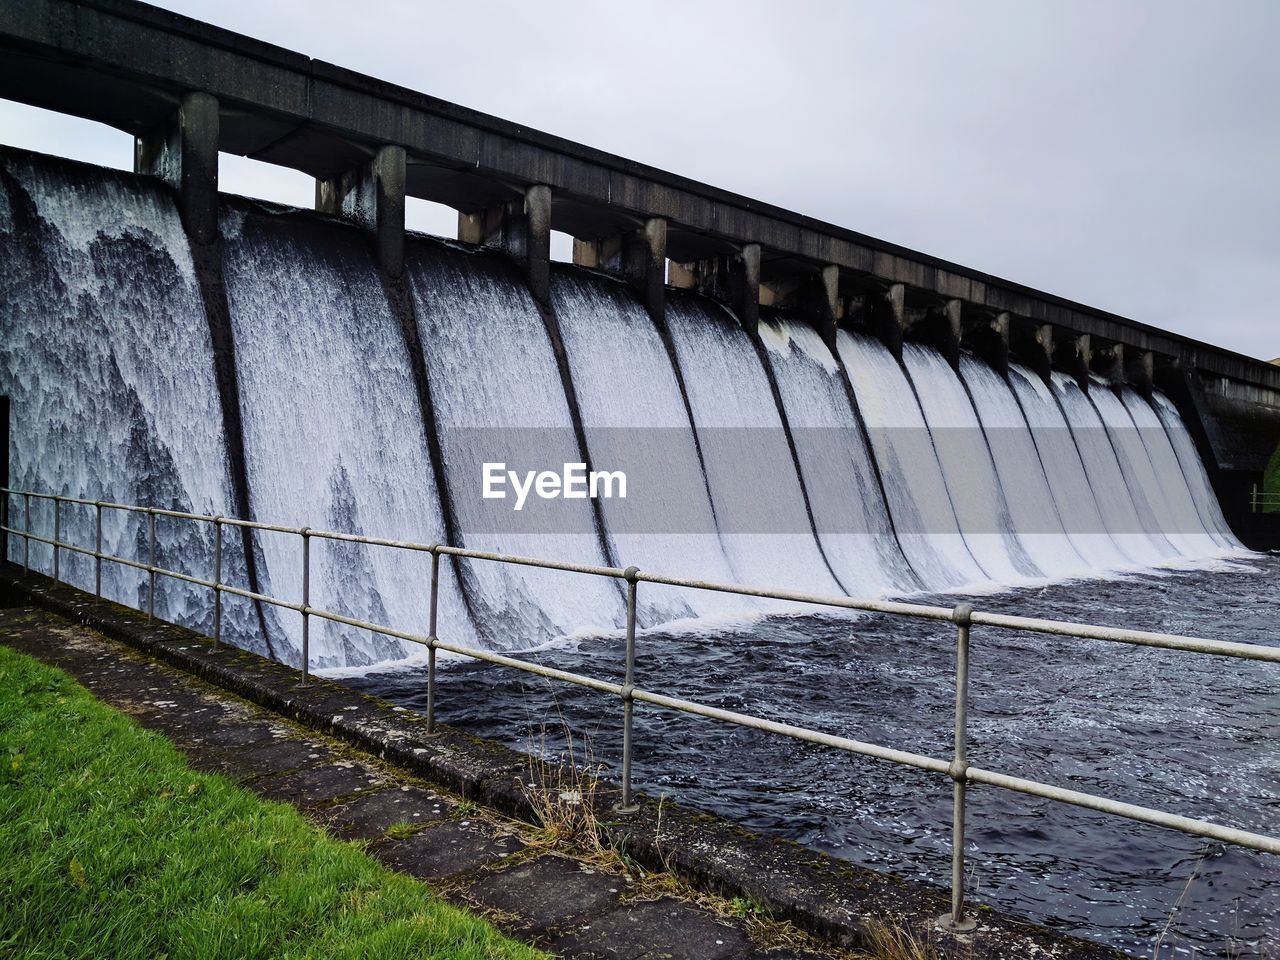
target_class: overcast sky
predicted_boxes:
[3,0,1276,360]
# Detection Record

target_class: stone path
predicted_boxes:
[0,604,830,960]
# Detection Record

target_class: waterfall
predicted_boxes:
[219,204,472,666]
[549,267,749,621]
[838,331,987,588]
[758,317,919,596]
[662,293,845,595]
[2,146,1253,667]
[1049,372,1174,565]
[901,343,1040,583]
[1149,392,1240,548]
[1117,386,1230,555]
[405,238,625,644]
[1005,364,1136,569]
[957,354,1090,579]
[0,150,255,647]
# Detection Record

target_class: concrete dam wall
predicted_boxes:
[0,145,1254,667]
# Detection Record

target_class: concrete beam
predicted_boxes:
[316,144,406,277]
[134,91,219,245]
[669,244,761,333]
[459,184,552,305]
[572,217,667,321]
[7,0,1280,394]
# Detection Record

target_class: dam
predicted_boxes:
[1,1,1278,956]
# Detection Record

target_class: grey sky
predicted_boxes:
[2,0,1276,360]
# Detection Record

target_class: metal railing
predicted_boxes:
[1250,483,1280,513]
[3,486,1278,933]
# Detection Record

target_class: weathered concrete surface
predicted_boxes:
[0,565,1120,959]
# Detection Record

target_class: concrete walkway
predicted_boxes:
[0,604,829,960]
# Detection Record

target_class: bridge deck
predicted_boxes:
[1,0,1275,390]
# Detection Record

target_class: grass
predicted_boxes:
[0,645,545,960]
[518,717,939,960]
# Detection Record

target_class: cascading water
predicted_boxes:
[219,204,473,666]
[901,343,1040,583]
[1149,392,1239,547]
[1005,364,1137,569]
[1085,378,1204,559]
[549,267,748,621]
[1117,386,1229,556]
[1050,371,1175,565]
[405,238,625,645]
[1,146,1251,667]
[662,293,846,595]
[957,354,1090,579]
[758,317,919,596]
[837,331,988,587]
[0,150,257,647]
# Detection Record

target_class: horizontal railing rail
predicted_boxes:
[1250,484,1280,512]
[2,486,1277,934]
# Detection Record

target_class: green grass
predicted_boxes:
[0,645,545,960]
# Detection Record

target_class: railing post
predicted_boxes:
[1252,483,1259,514]
[212,516,223,648]
[23,492,30,572]
[617,565,640,813]
[942,602,977,933]
[147,508,156,620]
[52,496,61,580]
[300,527,311,682]
[426,544,439,734]
[94,502,103,597]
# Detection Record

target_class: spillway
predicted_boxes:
[550,267,747,622]
[1005,365,1136,569]
[0,147,1249,667]
[406,239,625,645]
[220,204,472,665]
[0,150,257,648]
[957,354,1090,579]
[758,318,918,596]
[902,343,1039,583]
[662,293,846,596]
[837,331,988,588]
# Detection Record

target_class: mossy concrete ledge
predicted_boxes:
[0,564,1120,959]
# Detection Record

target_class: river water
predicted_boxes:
[346,554,1280,959]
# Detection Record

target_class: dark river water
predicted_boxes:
[342,556,1280,958]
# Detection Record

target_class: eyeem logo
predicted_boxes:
[482,462,627,511]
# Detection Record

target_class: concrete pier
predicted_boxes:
[872,283,907,361]
[459,184,552,305]
[316,145,407,278]
[134,92,220,246]
[572,217,668,321]
[1054,334,1092,392]
[962,311,1010,376]
[669,245,761,333]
